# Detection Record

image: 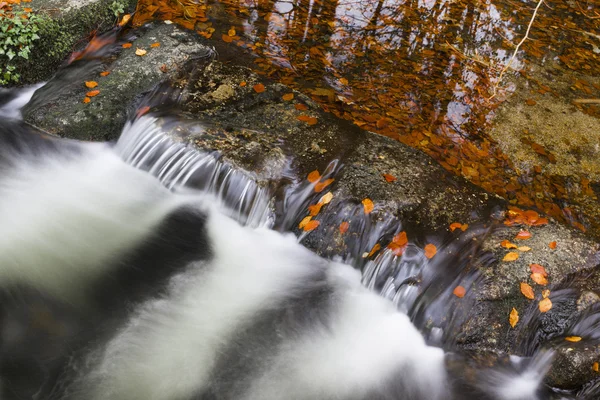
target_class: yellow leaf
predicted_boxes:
[501,240,517,249]
[539,297,552,313]
[362,198,374,214]
[320,192,333,205]
[531,272,548,286]
[228,28,236,37]
[520,282,535,300]
[542,289,550,299]
[503,252,519,262]
[118,14,131,26]
[518,246,532,252]
[509,308,519,328]
[135,48,147,56]
[565,336,582,342]
[298,216,312,229]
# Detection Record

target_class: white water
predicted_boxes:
[0,83,44,119]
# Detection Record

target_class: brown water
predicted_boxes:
[133,0,600,234]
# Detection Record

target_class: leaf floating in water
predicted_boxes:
[307,203,323,217]
[135,48,147,56]
[99,71,110,77]
[362,198,374,214]
[303,220,320,232]
[565,336,582,342]
[150,42,161,48]
[388,231,408,256]
[82,97,91,104]
[122,43,133,48]
[515,230,532,240]
[314,178,334,193]
[531,272,548,286]
[253,83,265,93]
[539,298,552,313]
[382,173,397,183]
[320,192,333,205]
[520,282,535,300]
[367,243,381,258]
[501,240,518,249]
[453,285,466,298]
[282,93,294,101]
[86,90,100,97]
[549,241,557,249]
[503,252,519,262]
[339,221,349,234]
[85,81,98,88]
[530,263,548,277]
[307,170,320,183]
[542,289,550,299]
[298,216,312,229]
[424,244,437,259]
[509,308,519,328]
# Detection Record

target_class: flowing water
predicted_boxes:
[0,65,598,398]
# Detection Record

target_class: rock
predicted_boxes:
[21,20,600,392]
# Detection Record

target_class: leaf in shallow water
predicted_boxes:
[362,198,374,214]
[367,243,381,258]
[100,71,110,77]
[320,192,333,204]
[520,282,535,300]
[303,220,320,232]
[453,286,466,298]
[565,336,582,342]
[424,244,437,259]
[314,178,334,193]
[307,170,320,183]
[509,308,519,328]
[339,221,349,234]
[539,298,552,313]
[298,216,312,229]
[85,81,98,88]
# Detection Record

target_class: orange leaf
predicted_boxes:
[282,93,294,101]
[339,221,349,234]
[122,43,132,48]
[298,216,312,229]
[453,285,466,298]
[593,362,599,372]
[240,81,247,87]
[308,203,323,217]
[539,297,552,312]
[530,264,548,276]
[99,71,110,77]
[222,34,233,43]
[307,170,320,183]
[294,103,308,111]
[424,244,437,259]
[509,308,519,328]
[85,81,98,88]
[391,231,408,247]
[136,106,150,117]
[118,13,131,26]
[339,77,348,85]
[297,115,318,125]
[23,7,33,12]
[135,48,147,56]
[503,252,519,262]
[449,222,463,232]
[253,83,265,93]
[362,198,374,214]
[531,217,548,226]
[86,90,100,97]
[228,28,236,36]
[520,282,535,300]
[549,241,557,249]
[531,272,548,286]
[150,42,161,48]
[303,220,320,232]
[460,223,469,231]
[382,173,397,183]
[368,243,381,258]
[314,178,334,193]
[515,230,532,240]
[501,240,518,249]
[82,97,91,104]
[565,336,582,342]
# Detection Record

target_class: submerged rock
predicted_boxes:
[21,20,600,393]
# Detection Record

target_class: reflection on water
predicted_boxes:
[133,0,600,234]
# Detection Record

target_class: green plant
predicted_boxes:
[109,0,126,18]
[0,8,43,85]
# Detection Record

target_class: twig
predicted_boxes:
[576,1,600,19]
[445,42,493,68]
[489,0,545,99]
[573,99,600,104]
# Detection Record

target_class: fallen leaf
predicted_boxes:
[531,272,548,285]
[150,42,160,48]
[339,221,349,234]
[520,282,535,300]
[314,178,334,193]
[160,64,168,73]
[294,103,308,111]
[382,173,397,183]
[118,13,131,26]
[542,289,550,299]
[549,241,557,249]
[424,244,437,259]
[136,105,150,117]
[303,220,320,232]
[86,90,100,97]
[282,93,294,101]
[503,252,519,262]
[228,28,236,36]
[122,43,132,48]
[453,285,466,298]
[460,223,469,231]
[308,203,323,217]
[222,34,233,43]
[531,217,548,226]
[593,362,599,372]
[516,231,532,240]
[539,297,552,312]
[368,243,381,258]
[297,115,318,125]
[518,246,532,252]
[530,263,548,276]
[501,240,518,249]
[23,7,33,12]
[99,71,110,77]
[307,170,320,183]
[362,198,374,214]
[239,81,247,87]
[526,99,537,106]
[253,83,265,93]
[298,216,312,229]
[82,97,91,104]
[85,81,98,88]
[339,77,349,85]
[135,48,147,56]
[320,192,333,204]
[565,336,582,342]
[509,308,519,328]
[449,222,463,232]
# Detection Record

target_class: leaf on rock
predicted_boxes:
[549,241,557,249]
[539,297,552,313]
[86,90,100,97]
[382,173,397,183]
[531,272,548,286]
[515,230,532,240]
[99,71,110,77]
[122,43,132,48]
[593,362,599,372]
[150,42,161,48]
[135,48,147,56]
[520,282,535,300]
[509,308,519,328]
[294,103,308,111]
[503,252,519,262]
[530,263,548,276]
[501,240,518,249]
[518,246,532,252]
[85,81,98,88]
[282,93,294,101]
[253,83,265,93]
[82,97,91,104]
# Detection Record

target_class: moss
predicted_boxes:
[12,0,137,85]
